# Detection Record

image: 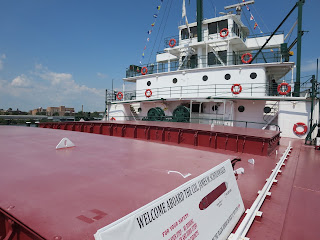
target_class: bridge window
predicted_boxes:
[208,20,228,35]
[208,51,227,66]
[181,26,198,40]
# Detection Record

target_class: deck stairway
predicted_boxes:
[262,101,279,130]
[129,103,140,121]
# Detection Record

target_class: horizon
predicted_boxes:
[0,0,319,112]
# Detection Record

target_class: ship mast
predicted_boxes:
[196,0,203,42]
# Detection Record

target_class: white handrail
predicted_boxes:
[230,143,292,240]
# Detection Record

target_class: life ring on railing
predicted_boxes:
[220,28,229,38]
[169,39,176,47]
[277,82,291,95]
[116,92,123,100]
[110,117,116,121]
[145,89,152,98]
[241,53,252,64]
[141,67,148,75]
[231,84,242,95]
[293,122,308,135]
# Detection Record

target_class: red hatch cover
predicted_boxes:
[0,126,240,240]
[94,160,244,240]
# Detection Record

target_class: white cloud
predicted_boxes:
[0,64,105,112]
[11,74,31,87]
[97,72,108,79]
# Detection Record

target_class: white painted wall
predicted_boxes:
[245,34,284,49]
[135,66,267,100]
[278,101,310,138]
[233,100,267,129]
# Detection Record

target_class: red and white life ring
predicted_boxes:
[141,67,148,75]
[277,82,291,95]
[169,39,176,47]
[293,122,308,135]
[220,28,229,38]
[241,53,252,64]
[116,92,123,100]
[231,84,242,95]
[110,117,116,121]
[145,89,152,98]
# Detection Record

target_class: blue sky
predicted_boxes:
[0,0,319,112]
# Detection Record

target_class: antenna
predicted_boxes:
[224,0,255,16]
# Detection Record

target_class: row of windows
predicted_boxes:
[181,20,228,40]
[146,72,258,86]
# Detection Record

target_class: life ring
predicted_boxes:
[169,39,176,47]
[116,92,123,100]
[220,28,229,38]
[145,89,152,98]
[293,122,308,135]
[231,84,242,95]
[241,53,252,64]
[277,82,291,95]
[110,117,116,121]
[141,67,148,75]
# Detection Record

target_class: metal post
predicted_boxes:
[197,0,203,42]
[294,0,305,96]
[310,75,315,132]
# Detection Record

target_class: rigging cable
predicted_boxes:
[148,0,174,64]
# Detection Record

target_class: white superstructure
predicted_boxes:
[107,2,319,140]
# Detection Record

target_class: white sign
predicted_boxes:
[94,160,244,240]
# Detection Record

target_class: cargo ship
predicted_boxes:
[1,1,319,240]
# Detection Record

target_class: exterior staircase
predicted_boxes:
[129,103,140,121]
[262,101,279,130]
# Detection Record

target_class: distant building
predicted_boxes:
[46,106,74,116]
[31,107,46,115]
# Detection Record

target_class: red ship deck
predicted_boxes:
[0,126,319,240]
[39,121,281,156]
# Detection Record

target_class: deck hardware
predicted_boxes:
[121,125,126,137]
[209,132,212,147]
[56,137,75,149]
[134,126,137,138]
[214,133,218,149]
[242,137,246,152]
[161,128,165,141]
[236,136,239,152]
[178,129,182,144]
[146,127,150,140]
[258,190,272,199]
[109,125,113,136]
[232,144,291,239]
[194,131,199,146]
[261,140,265,153]
[225,135,229,149]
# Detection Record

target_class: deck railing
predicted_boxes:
[126,50,282,78]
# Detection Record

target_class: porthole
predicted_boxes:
[238,106,245,112]
[173,78,177,84]
[202,75,208,81]
[212,105,218,112]
[225,74,231,80]
[138,108,142,113]
[147,81,151,86]
[250,72,257,79]
[264,107,271,113]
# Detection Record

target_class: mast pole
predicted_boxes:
[197,0,203,42]
[294,0,305,96]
